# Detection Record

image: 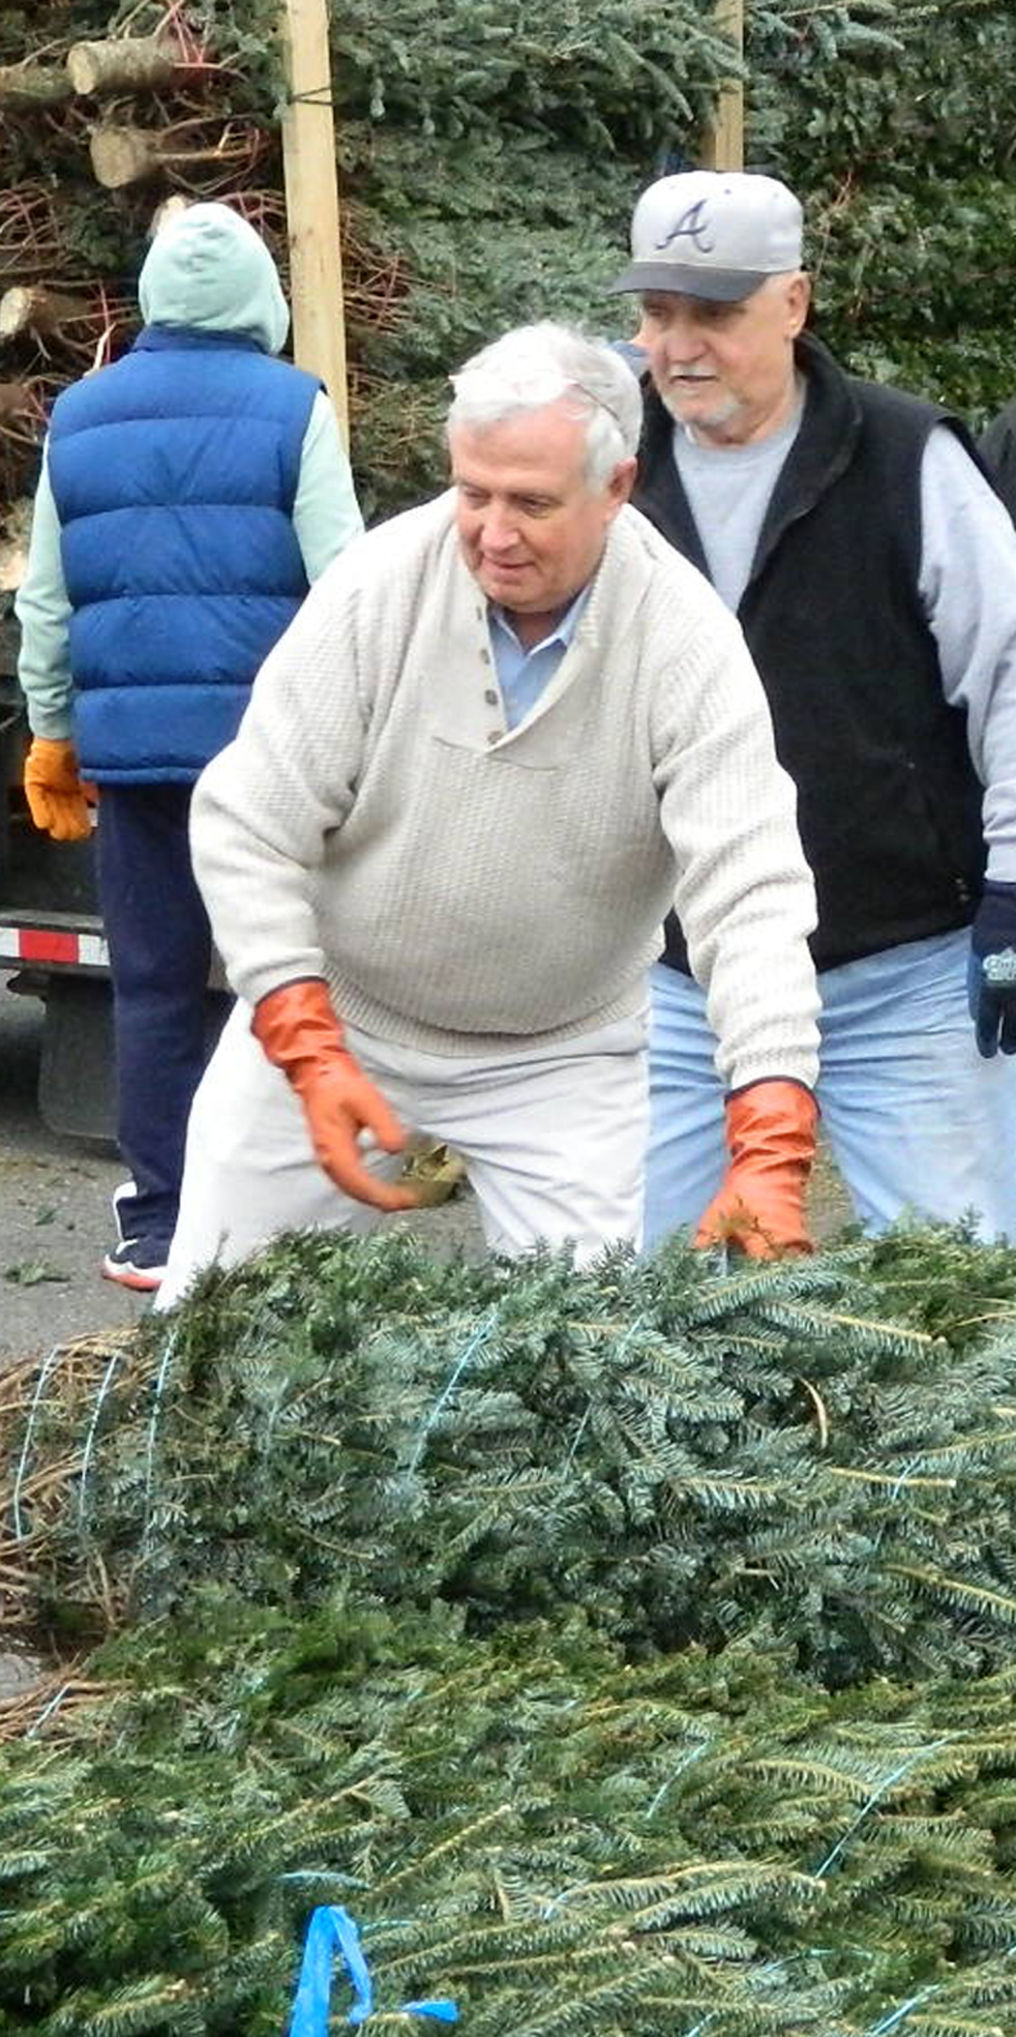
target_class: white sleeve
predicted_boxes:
[292,391,364,583]
[919,424,1016,881]
[13,444,75,740]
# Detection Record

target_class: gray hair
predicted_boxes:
[447,321,642,489]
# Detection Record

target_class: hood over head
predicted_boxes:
[138,201,290,354]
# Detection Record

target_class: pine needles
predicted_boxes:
[6,1230,1016,1685]
[4,1226,1016,2033]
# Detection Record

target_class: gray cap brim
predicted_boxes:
[606,261,769,302]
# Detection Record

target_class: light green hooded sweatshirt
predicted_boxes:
[16,202,362,739]
[138,201,293,354]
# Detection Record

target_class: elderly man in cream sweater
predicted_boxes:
[157,321,820,1307]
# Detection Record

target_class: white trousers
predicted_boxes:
[156,1001,649,1309]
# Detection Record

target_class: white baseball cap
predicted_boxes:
[609,170,804,302]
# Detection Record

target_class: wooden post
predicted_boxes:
[701,0,744,172]
[279,0,349,443]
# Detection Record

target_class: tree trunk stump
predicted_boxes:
[67,38,176,97]
[0,65,73,110]
[0,287,90,343]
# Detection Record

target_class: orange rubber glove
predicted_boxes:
[694,1079,818,1260]
[23,737,96,843]
[251,978,421,1213]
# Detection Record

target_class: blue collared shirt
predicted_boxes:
[488,588,590,730]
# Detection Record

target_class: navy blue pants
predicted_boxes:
[96,784,229,1250]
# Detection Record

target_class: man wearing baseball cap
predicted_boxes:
[610,169,1016,1247]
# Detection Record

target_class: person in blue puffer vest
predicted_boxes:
[15,201,363,1292]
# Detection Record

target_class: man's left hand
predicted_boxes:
[969,882,1016,1058]
[695,1079,818,1261]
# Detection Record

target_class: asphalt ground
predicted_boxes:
[0,976,153,1360]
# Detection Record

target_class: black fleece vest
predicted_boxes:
[634,334,986,974]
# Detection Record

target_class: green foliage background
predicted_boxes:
[330,0,1016,511]
[4,1,1015,511]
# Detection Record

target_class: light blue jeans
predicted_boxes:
[645,929,1016,1248]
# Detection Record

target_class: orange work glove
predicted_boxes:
[694,1079,818,1260]
[23,737,96,843]
[251,978,421,1214]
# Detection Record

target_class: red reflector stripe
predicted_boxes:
[19,930,80,964]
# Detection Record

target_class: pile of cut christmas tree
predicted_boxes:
[4,1225,1016,2033]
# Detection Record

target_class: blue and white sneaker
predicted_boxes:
[101,1235,168,1293]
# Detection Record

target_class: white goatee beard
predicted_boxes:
[657,380,742,436]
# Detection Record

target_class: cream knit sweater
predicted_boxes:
[191,491,820,1089]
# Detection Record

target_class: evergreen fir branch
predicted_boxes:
[8,1228,1016,2025]
[888,1568,1016,1628]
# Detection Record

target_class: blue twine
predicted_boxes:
[814,1740,950,1878]
[140,1326,180,1555]
[563,1312,646,1473]
[11,1340,67,1540]
[286,1905,458,2031]
[26,1680,73,1741]
[645,1738,711,1820]
[562,1400,592,1473]
[406,1307,498,1476]
[77,1345,126,1533]
[886,1455,920,1505]
[864,1984,937,2034]
[755,1950,835,1977]
[861,1936,1016,2034]
[871,1455,922,1558]
[541,1881,583,1921]
[279,1871,361,1888]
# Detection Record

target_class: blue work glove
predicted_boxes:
[969,881,1016,1057]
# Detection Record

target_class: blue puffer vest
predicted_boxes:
[47,327,320,783]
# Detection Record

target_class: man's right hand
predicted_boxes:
[694,1078,817,1260]
[23,737,95,842]
[251,979,420,1212]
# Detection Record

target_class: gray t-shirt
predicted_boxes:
[672,399,802,612]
